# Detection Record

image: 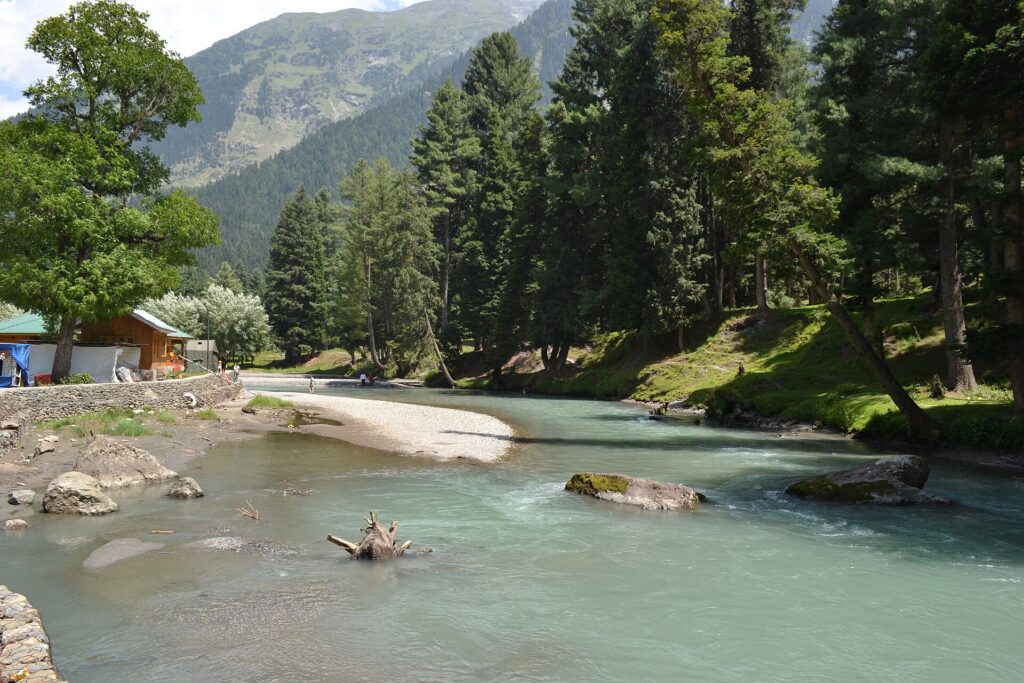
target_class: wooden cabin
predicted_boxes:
[79,310,192,374]
[0,312,47,344]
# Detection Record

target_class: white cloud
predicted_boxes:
[0,0,425,118]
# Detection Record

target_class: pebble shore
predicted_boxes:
[269,392,515,462]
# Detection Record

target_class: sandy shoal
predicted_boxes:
[265,392,514,463]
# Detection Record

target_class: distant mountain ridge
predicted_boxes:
[154,0,545,187]
[189,0,575,273]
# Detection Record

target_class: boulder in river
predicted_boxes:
[167,477,204,499]
[73,436,177,489]
[785,455,948,505]
[7,489,35,506]
[565,473,705,511]
[4,519,28,531]
[41,472,119,515]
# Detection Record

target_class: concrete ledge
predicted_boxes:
[0,585,66,683]
[0,373,240,425]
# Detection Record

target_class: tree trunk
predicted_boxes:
[540,345,551,370]
[755,255,769,318]
[327,511,412,560]
[50,315,78,383]
[791,243,942,442]
[424,307,455,388]
[938,123,978,392]
[1004,106,1024,413]
[441,215,451,329]
[363,257,386,371]
[861,301,884,360]
[556,342,570,370]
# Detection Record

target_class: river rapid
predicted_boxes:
[3,386,1023,681]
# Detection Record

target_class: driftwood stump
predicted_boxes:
[327,511,412,560]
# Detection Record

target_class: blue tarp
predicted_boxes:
[0,343,32,388]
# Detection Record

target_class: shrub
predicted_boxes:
[192,408,219,420]
[58,373,94,385]
[246,395,294,410]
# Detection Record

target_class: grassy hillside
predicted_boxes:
[155,0,544,187]
[451,295,1022,450]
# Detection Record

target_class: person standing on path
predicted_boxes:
[232,364,240,383]
[308,376,316,394]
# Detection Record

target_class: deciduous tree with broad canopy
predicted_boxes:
[0,0,218,382]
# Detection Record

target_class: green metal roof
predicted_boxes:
[0,312,46,336]
[0,310,193,339]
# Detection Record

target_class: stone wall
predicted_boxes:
[0,373,240,425]
[0,585,66,683]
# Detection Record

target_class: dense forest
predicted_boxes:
[254,0,1022,445]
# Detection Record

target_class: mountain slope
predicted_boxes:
[190,0,575,272]
[155,0,544,187]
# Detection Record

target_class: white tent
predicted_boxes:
[28,344,142,383]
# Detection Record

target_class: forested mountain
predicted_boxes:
[791,0,837,44]
[191,0,575,272]
[154,0,544,187]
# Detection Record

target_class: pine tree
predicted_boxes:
[656,0,942,441]
[458,33,541,349]
[265,187,325,364]
[214,262,244,294]
[411,80,481,335]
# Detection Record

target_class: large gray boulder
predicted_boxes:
[7,489,35,506]
[565,473,705,511]
[785,455,947,505]
[41,472,119,515]
[73,436,177,489]
[167,477,204,499]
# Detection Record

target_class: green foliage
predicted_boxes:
[338,159,439,369]
[192,408,219,421]
[565,473,629,496]
[57,373,94,385]
[40,408,154,438]
[145,284,271,361]
[246,395,295,410]
[265,188,327,364]
[0,1,218,381]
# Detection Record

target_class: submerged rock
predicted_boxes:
[184,537,295,556]
[565,473,704,511]
[74,436,177,489]
[4,519,28,531]
[785,455,948,505]
[7,489,35,506]
[83,538,165,570]
[41,472,119,515]
[167,477,204,499]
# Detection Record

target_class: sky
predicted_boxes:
[0,0,425,119]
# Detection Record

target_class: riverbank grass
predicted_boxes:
[38,408,154,438]
[451,295,1021,450]
[246,395,294,410]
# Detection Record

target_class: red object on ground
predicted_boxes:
[34,374,52,385]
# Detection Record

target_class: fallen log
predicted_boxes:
[327,511,413,560]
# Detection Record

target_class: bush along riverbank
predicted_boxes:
[447,295,1023,453]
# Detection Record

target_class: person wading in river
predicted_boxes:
[308,376,315,394]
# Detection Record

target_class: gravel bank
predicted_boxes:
[267,392,514,463]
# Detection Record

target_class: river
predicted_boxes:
[3,386,1023,681]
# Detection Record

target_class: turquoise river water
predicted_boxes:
[2,386,1024,682]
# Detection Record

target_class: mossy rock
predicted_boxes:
[785,477,903,503]
[566,473,629,496]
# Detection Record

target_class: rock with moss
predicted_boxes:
[565,473,704,511]
[785,455,947,505]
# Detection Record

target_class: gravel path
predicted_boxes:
[266,392,514,463]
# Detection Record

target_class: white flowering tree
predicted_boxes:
[145,284,270,363]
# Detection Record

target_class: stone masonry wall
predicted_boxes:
[0,585,66,683]
[0,373,240,425]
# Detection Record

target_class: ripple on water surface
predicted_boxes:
[3,387,1024,681]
